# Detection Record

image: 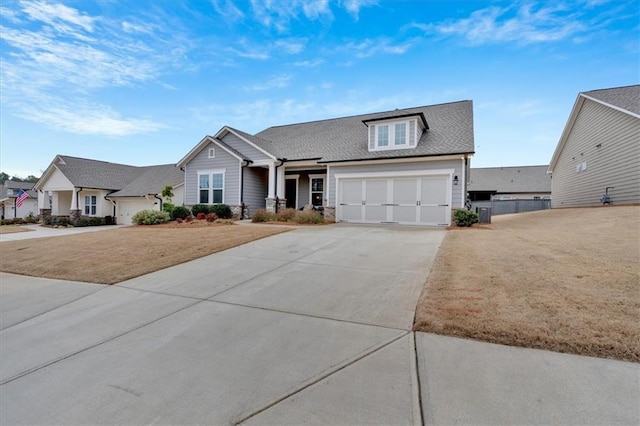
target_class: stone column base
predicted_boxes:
[324,206,336,222]
[70,209,81,225]
[276,198,287,212]
[265,198,276,213]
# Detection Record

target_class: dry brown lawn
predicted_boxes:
[0,223,290,284]
[0,225,32,234]
[414,205,640,363]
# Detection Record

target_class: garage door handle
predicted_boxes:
[382,203,399,206]
[439,204,449,206]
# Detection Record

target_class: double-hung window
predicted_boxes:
[84,195,97,215]
[309,175,325,207]
[198,171,225,204]
[373,121,408,150]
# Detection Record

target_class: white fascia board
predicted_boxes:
[327,154,465,167]
[334,168,455,180]
[548,96,585,173]
[219,127,277,160]
[581,94,640,119]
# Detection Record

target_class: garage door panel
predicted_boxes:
[340,205,362,222]
[365,180,387,204]
[420,176,448,205]
[364,205,387,222]
[392,206,417,223]
[420,206,448,225]
[392,179,417,205]
[340,180,363,204]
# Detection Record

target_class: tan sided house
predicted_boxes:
[35,156,184,225]
[178,101,475,226]
[548,85,640,207]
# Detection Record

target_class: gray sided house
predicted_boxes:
[35,155,184,225]
[178,101,475,226]
[548,85,640,208]
[0,180,39,220]
[467,165,551,201]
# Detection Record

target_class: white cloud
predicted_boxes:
[244,75,292,91]
[293,58,324,67]
[341,0,377,20]
[249,0,332,31]
[211,0,244,21]
[412,3,587,45]
[274,38,308,54]
[0,1,193,136]
[343,38,413,58]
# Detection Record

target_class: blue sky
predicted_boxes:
[1,0,638,178]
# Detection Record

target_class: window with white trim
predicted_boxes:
[198,171,225,204]
[208,148,215,158]
[84,195,97,215]
[370,120,414,151]
[310,175,325,207]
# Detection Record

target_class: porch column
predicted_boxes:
[70,188,78,211]
[276,165,285,199]
[70,188,81,223]
[267,163,275,199]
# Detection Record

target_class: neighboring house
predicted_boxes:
[548,85,640,208]
[178,100,475,226]
[34,156,184,225]
[467,165,551,201]
[0,180,38,219]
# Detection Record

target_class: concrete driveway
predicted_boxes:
[1,224,638,425]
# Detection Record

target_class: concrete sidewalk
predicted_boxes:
[1,224,638,425]
[0,224,124,242]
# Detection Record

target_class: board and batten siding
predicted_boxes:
[552,99,640,207]
[243,167,268,215]
[220,132,271,161]
[327,159,464,208]
[184,141,241,205]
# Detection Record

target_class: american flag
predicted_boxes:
[16,189,30,208]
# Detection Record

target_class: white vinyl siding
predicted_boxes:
[551,99,640,207]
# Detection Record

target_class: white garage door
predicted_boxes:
[117,199,155,225]
[337,174,451,226]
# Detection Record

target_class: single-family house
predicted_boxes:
[548,85,640,207]
[467,165,551,201]
[34,155,184,225]
[0,180,39,220]
[177,100,475,226]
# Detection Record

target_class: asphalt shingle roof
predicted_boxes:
[253,100,474,162]
[55,155,142,190]
[109,164,184,197]
[583,85,640,116]
[1,180,37,200]
[468,165,551,193]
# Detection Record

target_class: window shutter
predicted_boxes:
[409,120,416,147]
[369,124,376,150]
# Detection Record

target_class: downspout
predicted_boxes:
[461,156,467,208]
[104,192,117,222]
[75,187,83,210]
[153,194,163,211]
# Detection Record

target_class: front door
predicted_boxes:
[285,178,297,209]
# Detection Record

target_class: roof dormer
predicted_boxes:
[363,113,428,152]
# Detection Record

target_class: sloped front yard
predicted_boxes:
[414,206,640,363]
[0,223,290,284]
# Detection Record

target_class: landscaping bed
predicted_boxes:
[0,225,32,234]
[0,223,290,284]
[414,205,640,363]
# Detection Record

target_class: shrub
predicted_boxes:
[206,213,218,222]
[196,212,206,220]
[276,208,297,222]
[209,204,233,219]
[131,209,170,225]
[185,215,194,222]
[191,204,210,216]
[251,208,277,223]
[24,213,39,224]
[294,210,324,224]
[176,218,183,224]
[162,202,175,215]
[171,206,191,220]
[453,209,479,227]
[42,216,71,227]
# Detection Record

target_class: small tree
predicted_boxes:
[161,184,174,203]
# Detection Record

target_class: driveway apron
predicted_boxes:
[0,224,445,425]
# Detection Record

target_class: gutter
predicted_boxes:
[153,194,163,211]
[317,152,475,164]
[275,158,287,203]
[75,187,83,210]
[104,191,117,218]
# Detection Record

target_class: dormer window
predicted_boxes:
[366,114,427,152]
